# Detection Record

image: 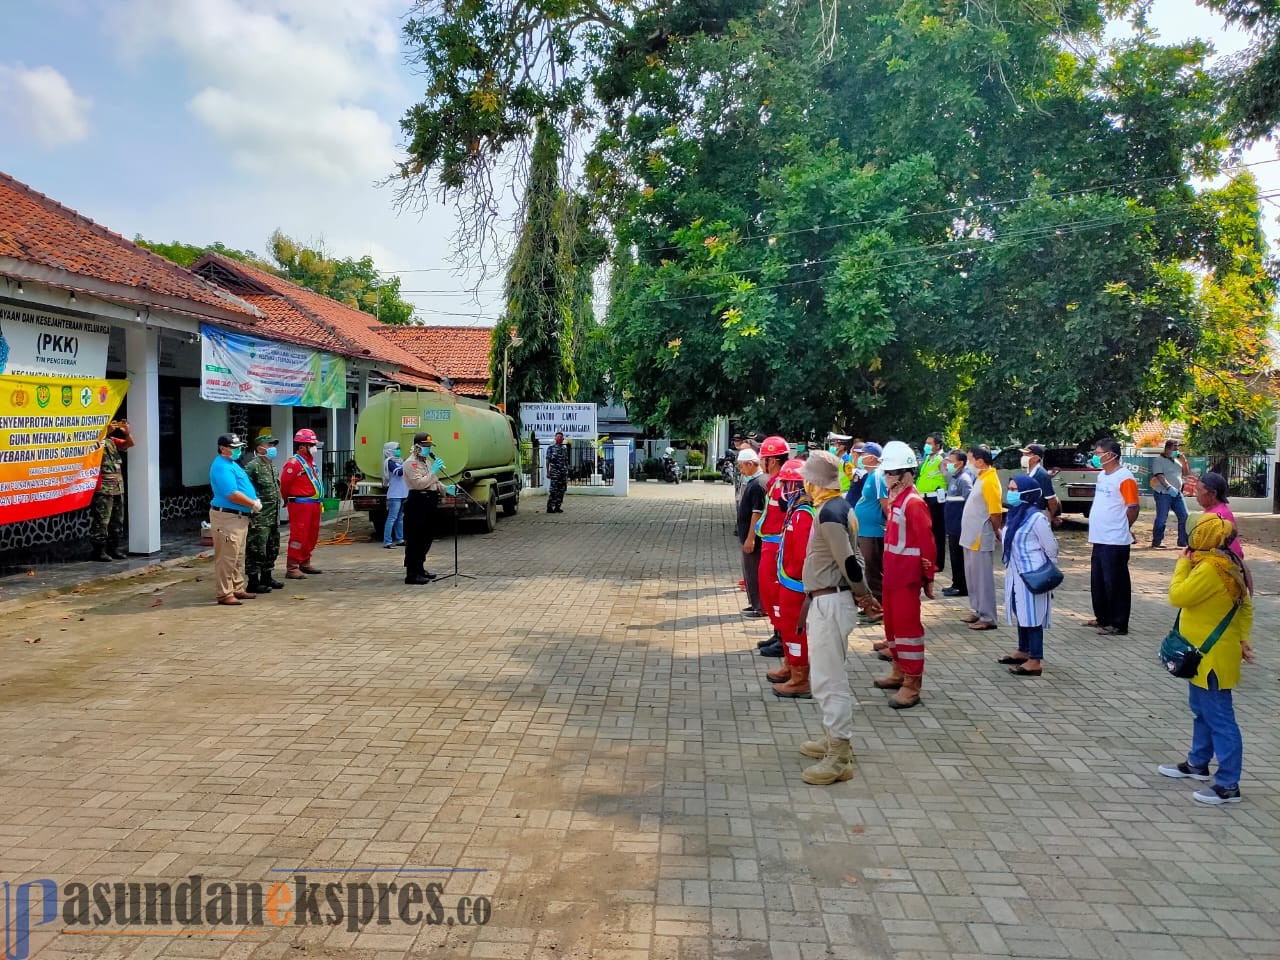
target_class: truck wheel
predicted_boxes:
[502,494,519,517]
[482,487,498,533]
[369,507,387,542]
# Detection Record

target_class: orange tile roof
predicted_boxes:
[190,254,443,383]
[372,324,494,396]
[0,171,257,321]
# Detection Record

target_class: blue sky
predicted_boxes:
[0,0,1275,328]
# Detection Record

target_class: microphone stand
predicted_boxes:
[434,482,478,586]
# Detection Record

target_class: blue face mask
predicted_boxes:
[1090,454,1103,469]
[855,457,864,470]
[923,443,933,457]
[828,445,838,455]
[394,448,402,458]
[1006,489,1021,507]
[231,448,243,461]
[265,447,278,460]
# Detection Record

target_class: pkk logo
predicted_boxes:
[35,385,51,408]
[98,386,109,405]
[60,385,73,407]
[10,389,28,408]
[79,387,92,408]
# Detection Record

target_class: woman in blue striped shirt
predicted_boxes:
[997,475,1059,677]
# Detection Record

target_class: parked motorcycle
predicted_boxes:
[661,448,682,484]
[716,451,736,485]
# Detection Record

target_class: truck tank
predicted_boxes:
[355,390,517,481]
[353,389,521,533]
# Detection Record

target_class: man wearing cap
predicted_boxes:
[209,433,261,606]
[795,450,875,785]
[852,442,888,612]
[754,435,792,652]
[242,429,282,594]
[1021,444,1061,524]
[960,446,1004,630]
[734,446,765,616]
[827,434,854,493]
[546,432,570,514]
[403,432,446,584]
[916,434,948,576]
[280,428,325,578]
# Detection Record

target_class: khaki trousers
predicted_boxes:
[807,591,860,741]
[210,509,249,599]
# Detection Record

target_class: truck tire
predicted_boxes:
[502,494,519,516]
[482,486,498,533]
[369,507,387,542]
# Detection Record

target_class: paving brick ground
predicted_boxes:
[1,483,1277,960]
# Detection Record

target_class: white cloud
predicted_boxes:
[109,0,405,182]
[0,63,91,148]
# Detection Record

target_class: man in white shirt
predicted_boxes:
[1086,439,1141,635]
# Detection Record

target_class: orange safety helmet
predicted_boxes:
[777,457,805,482]
[293,428,319,444]
[758,435,790,459]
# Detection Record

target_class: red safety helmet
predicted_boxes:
[759,435,790,459]
[293,428,319,444]
[777,458,805,482]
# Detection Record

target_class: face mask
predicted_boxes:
[1020,455,1031,471]
[394,448,402,458]
[855,457,864,470]
[923,443,933,457]
[231,448,243,461]
[265,447,278,459]
[828,446,838,455]
[1090,453,1112,469]
[945,462,956,474]
[1006,489,1021,507]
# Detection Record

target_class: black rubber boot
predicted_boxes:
[92,547,112,562]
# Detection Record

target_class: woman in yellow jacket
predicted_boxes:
[1157,515,1254,805]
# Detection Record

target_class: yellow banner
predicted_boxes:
[0,375,130,525]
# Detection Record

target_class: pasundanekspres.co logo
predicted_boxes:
[3,870,491,959]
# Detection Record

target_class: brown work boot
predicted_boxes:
[285,564,307,579]
[799,735,832,760]
[889,674,922,709]
[801,738,855,785]
[766,663,792,683]
[772,664,811,699]
[873,663,905,690]
[299,564,323,575]
[872,640,889,652]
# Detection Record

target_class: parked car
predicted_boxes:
[994,445,1100,517]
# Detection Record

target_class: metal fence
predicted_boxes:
[317,448,359,500]
[1122,451,1272,500]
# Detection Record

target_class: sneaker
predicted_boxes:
[1158,762,1210,781]
[758,639,784,658]
[742,609,768,620]
[1193,784,1242,805]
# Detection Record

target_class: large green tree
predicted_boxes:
[1199,0,1280,141]
[400,0,1278,446]
[488,120,578,411]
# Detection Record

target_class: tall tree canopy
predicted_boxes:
[400,0,1278,446]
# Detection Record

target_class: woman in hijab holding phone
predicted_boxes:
[997,474,1059,677]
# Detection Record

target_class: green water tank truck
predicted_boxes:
[353,389,521,535]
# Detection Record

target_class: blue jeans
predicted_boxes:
[1016,625,1044,660]
[1152,491,1189,548]
[383,497,405,545]
[1187,674,1242,789]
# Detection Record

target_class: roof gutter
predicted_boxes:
[0,257,262,327]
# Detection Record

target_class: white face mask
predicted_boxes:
[1020,455,1032,471]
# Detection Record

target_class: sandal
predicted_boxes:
[961,614,980,624]
[1097,626,1120,636]
[967,621,997,631]
[997,655,1029,665]
[1008,665,1042,676]
[1083,619,1100,628]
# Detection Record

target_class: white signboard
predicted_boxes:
[0,306,110,378]
[520,402,598,440]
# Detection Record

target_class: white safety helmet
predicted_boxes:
[665,447,674,456]
[879,440,919,472]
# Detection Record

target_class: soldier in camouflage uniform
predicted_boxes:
[242,430,283,594]
[91,419,134,562]
[545,432,570,513]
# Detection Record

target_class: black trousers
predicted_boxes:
[946,535,968,594]
[403,489,439,576]
[927,498,946,572]
[1090,543,1132,633]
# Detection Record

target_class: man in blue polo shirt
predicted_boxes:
[209,433,262,606]
[853,442,887,622]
